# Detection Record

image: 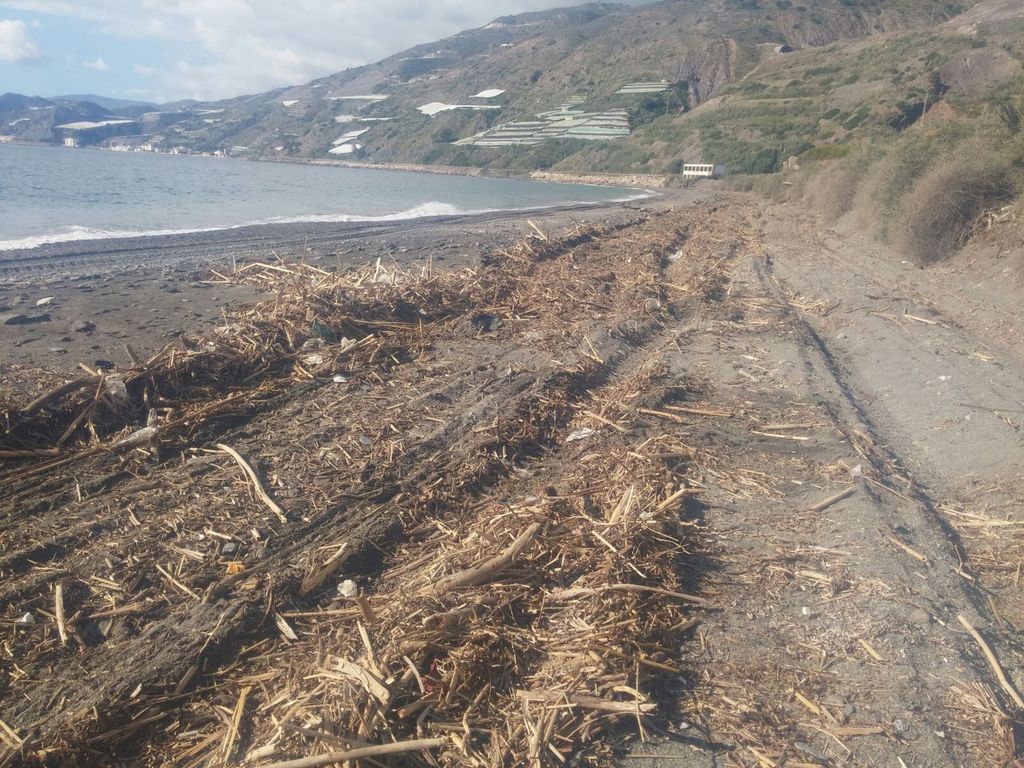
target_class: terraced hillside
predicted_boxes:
[1,0,959,161]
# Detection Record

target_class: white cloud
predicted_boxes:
[0,18,41,62]
[83,56,108,70]
[0,1,587,100]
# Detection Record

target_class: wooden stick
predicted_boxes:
[884,534,928,564]
[155,564,201,601]
[215,443,288,524]
[429,522,541,595]
[0,449,61,459]
[220,686,250,765]
[809,485,857,513]
[355,595,376,624]
[655,486,702,511]
[256,737,446,768]
[516,690,656,714]
[54,583,68,647]
[582,409,627,433]
[22,376,103,414]
[752,430,811,441]
[664,405,733,417]
[123,343,140,366]
[547,583,707,606]
[526,220,548,241]
[958,614,1024,709]
[299,543,350,596]
[638,407,686,424]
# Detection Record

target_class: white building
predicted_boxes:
[682,163,716,179]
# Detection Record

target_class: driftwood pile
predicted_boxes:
[0,213,711,767]
[185,382,704,768]
[1,223,612,465]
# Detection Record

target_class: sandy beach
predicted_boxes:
[0,190,701,385]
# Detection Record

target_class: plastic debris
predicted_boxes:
[566,428,595,443]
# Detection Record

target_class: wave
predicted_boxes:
[0,193,656,252]
[0,224,223,252]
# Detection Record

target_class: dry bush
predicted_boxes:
[895,157,1018,264]
[724,173,791,202]
[802,155,869,223]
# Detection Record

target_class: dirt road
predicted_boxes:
[1,196,1022,767]
[632,200,1024,767]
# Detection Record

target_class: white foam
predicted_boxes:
[0,225,223,252]
[0,192,657,252]
[0,204,476,251]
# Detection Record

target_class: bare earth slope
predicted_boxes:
[2,195,1024,767]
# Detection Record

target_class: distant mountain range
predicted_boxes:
[3,0,1021,177]
[48,94,156,111]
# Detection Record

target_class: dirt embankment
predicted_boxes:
[2,196,1024,768]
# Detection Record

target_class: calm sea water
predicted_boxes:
[0,143,645,251]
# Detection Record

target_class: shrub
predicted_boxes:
[896,156,1018,264]
[802,151,869,222]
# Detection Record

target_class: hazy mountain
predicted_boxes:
[50,95,156,112]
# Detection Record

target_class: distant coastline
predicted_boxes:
[2,138,674,189]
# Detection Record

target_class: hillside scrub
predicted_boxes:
[895,148,1020,264]
[793,116,1023,264]
[800,147,871,222]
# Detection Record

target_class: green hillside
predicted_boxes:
[147,0,969,165]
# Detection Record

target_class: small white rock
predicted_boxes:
[337,579,359,598]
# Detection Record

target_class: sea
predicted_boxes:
[0,143,646,251]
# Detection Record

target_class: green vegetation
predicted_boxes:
[31,0,1009,267]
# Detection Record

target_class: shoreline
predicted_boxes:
[0,188,705,379]
[5,138,675,189]
[0,197,664,278]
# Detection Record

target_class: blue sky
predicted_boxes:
[0,1,654,104]
[0,7,169,100]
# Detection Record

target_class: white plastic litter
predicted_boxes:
[566,428,595,443]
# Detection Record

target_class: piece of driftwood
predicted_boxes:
[334,658,391,705]
[428,522,541,595]
[215,444,288,524]
[809,485,857,512]
[22,376,103,414]
[0,449,61,459]
[884,533,928,564]
[54,583,68,647]
[299,543,350,596]
[516,690,656,714]
[546,583,707,606]
[256,736,447,768]
[421,595,503,630]
[958,614,1024,709]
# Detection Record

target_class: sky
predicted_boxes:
[0,1,652,104]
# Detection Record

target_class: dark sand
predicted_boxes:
[0,191,701,383]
